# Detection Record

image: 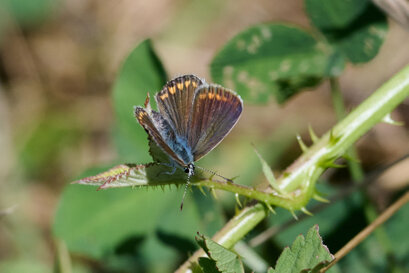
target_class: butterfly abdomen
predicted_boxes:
[169,136,193,166]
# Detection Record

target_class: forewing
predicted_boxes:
[135,107,185,166]
[155,75,203,138]
[189,85,243,161]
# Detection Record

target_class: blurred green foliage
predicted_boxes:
[306,0,387,63]
[53,40,225,272]
[19,111,83,179]
[211,25,327,104]
[211,0,387,104]
[270,185,409,272]
[112,40,167,163]
[0,0,58,27]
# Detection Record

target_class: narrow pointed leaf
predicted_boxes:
[73,163,207,189]
[253,146,284,194]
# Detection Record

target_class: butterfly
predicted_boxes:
[134,75,243,209]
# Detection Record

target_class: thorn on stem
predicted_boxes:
[290,210,298,220]
[329,129,338,145]
[265,202,276,214]
[301,207,313,216]
[210,188,218,199]
[308,124,319,143]
[313,192,330,203]
[235,193,242,208]
[296,134,308,152]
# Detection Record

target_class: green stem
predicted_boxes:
[175,203,267,273]
[279,65,409,192]
[329,77,347,119]
[329,77,365,182]
[234,241,269,272]
[330,77,396,269]
[177,64,409,272]
[55,239,72,273]
[194,179,312,211]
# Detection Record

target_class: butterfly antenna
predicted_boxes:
[196,166,233,183]
[180,175,190,211]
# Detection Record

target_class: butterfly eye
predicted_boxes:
[184,168,190,174]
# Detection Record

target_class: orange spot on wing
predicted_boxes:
[160,93,169,99]
[199,93,207,99]
[138,112,145,119]
[216,94,221,100]
[168,86,176,94]
[185,80,191,88]
[208,93,215,99]
[177,82,183,90]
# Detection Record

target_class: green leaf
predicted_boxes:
[198,258,220,273]
[55,39,227,272]
[54,166,224,271]
[306,0,368,30]
[53,183,197,270]
[269,185,361,272]
[272,185,363,247]
[323,51,346,77]
[112,39,167,162]
[269,225,334,273]
[305,0,387,63]
[0,0,58,27]
[210,24,330,104]
[73,163,207,189]
[196,233,244,273]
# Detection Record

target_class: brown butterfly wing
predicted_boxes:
[134,107,186,166]
[188,85,243,161]
[155,75,203,138]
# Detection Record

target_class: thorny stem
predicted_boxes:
[329,77,396,268]
[176,64,409,272]
[329,77,365,182]
[194,180,312,211]
[248,153,409,248]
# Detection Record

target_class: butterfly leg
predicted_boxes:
[163,164,177,175]
[156,161,180,176]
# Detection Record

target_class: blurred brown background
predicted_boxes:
[0,0,408,271]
